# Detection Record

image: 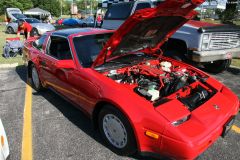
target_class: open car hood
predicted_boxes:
[92,0,204,67]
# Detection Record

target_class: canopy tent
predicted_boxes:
[24,8,51,16]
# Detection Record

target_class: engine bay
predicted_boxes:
[103,59,215,111]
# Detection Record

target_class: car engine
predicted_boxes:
[104,59,214,111]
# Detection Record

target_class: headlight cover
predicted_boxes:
[201,33,211,50]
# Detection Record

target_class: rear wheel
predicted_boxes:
[203,59,231,73]
[82,23,87,27]
[32,28,39,36]
[6,27,14,34]
[98,105,137,156]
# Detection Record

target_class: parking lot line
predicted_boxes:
[21,83,33,160]
[231,125,240,134]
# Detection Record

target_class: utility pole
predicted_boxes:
[60,0,62,17]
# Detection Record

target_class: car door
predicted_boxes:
[41,35,81,104]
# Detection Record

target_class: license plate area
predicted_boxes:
[222,116,235,137]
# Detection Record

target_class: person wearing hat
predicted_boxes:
[17,20,34,39]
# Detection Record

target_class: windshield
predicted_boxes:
[73,33,113,67]
[12,14,26,19]
[25,18,40,23]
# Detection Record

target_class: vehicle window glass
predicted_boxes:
[12,14,26,19]
[33,35,47,51]
[25,18,40,23]
[135,3,151,11]
[47,36,72,60]
[104,3,133,20]
[73,33,113,67]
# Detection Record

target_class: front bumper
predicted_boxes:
[191,47,240,62]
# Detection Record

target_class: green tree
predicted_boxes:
[221,0,238,23]
[33,0,61,17]
[0,0,23,14]
[18,0,33,10]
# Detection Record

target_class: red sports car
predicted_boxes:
[23,0,239,159]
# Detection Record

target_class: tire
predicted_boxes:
[82,23,87,27]
[6,27,14,34]
[164,50,184,61]
[203,59,231,73]
[32,28,39,36]
[98,105,137,156]
[30,64,43,91]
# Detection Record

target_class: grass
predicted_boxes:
[232,58,240,67]
[0,25,24,65]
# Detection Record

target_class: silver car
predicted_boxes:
[6,18,55,35]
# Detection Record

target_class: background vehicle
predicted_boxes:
[5,18,55,36]
[5,8,27,22]
[102,0,240,73]
[0,119,10,160]
[23,0,239,159]
[81,16,95,27]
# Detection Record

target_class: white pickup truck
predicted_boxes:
[102,0,240,73]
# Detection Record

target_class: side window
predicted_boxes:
[104,3,133,20]
[135,3,151,11]
[33,35,47,51]
[46,36,72,60]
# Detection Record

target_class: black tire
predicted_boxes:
[98,105,137,156]
[82,23,87,27]
[6,27,14,34]
[203,59,231,73]
[32,28,39,36]
[30,64,43,91]
[164,50,184,61]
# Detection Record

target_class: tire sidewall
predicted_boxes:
[7,27,13,34]
[32,28,39,36]
[98,105,137,156]
[30,64,42,91]
[204,59,231,73]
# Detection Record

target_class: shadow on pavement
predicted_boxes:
[14,65,164,160]
[15,65,28,84]
[227,67,240,75]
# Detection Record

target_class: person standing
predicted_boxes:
[17,20,34,39]
[96,14,102,28]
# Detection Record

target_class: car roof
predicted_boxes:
[52,28,114,38]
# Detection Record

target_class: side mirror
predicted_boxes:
[56,60,75,70]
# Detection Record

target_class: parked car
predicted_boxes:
[0,119,10,160]
[102,0,240,73]
[81,16,95,27]
[5,8,27,22]
[6,18,55,36]
[23,0,239,159]
[62,18,82,26]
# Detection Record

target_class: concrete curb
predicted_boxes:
[0,63,19,69]
[230,65,240,69]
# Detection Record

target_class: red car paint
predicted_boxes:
[24,0,239,159]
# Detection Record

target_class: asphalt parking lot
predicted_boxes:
[0,66,239,160]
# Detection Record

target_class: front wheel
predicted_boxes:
[98,105,137,156]
[6,27,14,34]
[203,59,231,73]
[30,64,43,91]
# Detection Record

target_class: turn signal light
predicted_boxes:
[1,135,4,147]
[145,131,159,139]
